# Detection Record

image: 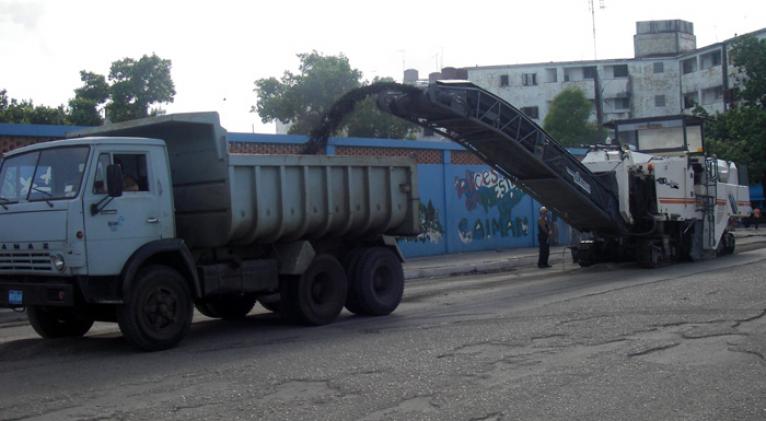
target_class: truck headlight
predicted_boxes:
[51,254,66,271]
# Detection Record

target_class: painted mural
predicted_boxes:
[405,199,444,244]
[454,169,529,244]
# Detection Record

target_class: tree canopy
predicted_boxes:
[1,54,175,126]
[543,87,604,147]
[730,35,766,108]
[253,51,416,139]
[0,89,69,125]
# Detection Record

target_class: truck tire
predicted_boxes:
[343,248,366,314]
[717,231,735,256]
[117,265,193,351]
[281,254,347,326]
[195,295,256,320]
[27,306,94,338]
[347,247,404,316]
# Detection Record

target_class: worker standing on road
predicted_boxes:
[538,206,552,268]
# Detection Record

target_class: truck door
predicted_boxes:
[83,148,164,276]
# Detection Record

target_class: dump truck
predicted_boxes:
[0,112,419,350]
[370,81,750,267]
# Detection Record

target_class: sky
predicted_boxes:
[1,0,765,134]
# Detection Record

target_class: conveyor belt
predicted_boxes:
[376,81,624,233]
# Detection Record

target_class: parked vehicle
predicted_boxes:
[0,112,420,350]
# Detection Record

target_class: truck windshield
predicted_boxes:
[0,146,90,203]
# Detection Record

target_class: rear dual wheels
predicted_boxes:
[345,247,404,316]
[281,254,348,325]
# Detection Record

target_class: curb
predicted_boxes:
[405,247,570,281]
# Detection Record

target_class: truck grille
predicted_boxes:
[0,251,53,272]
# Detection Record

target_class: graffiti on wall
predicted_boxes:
[454,169,528,244]
[404,199,444,244]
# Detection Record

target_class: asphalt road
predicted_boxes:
[1,247,766,420]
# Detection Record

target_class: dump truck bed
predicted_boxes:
[71,113,420,248]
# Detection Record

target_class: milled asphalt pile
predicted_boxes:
[3,228,766,327]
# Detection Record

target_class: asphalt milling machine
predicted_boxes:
[308,81,751,268]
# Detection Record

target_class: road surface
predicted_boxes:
[1,247,765,420]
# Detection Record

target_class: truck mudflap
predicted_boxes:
[0,281,75,308]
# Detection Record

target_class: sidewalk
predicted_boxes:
[404,245,570,280]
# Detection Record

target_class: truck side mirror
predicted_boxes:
[106,164,124,197]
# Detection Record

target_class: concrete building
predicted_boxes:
[420,20,765,128]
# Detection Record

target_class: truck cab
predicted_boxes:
[1,138,172,288]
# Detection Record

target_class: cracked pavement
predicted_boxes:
[1,247,766,420]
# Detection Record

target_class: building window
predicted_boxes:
[653,62,664,73]
[613,97,630,110]
[700,50,722,69]
[683,91,698,109]
[654,95,666,107]
[500,74,509,87]
[520,106,539,119]
[522,73,538,86]
[613,64,629,78]
[544,68,557,83]
[682,57,697,74]
[583,66,597,80]
[701,86,724,105]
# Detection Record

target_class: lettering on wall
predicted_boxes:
[454,169,529,244]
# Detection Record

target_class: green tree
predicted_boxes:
[705,107,766,183]
[543,87,604,147]
[730,35,766,108]
[0,89,68,125]
[71,54,176,124]
[254,52,416,138]
[68,71,109,126]
[106,54,175,122]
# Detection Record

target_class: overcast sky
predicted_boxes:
[1,0,764,133]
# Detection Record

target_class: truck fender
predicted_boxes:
[120,239,202,299]
[380,235,406,262]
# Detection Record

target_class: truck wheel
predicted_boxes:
[347,247,404,316]
[195,295,256,320]
[282,254,347,325]
[717,232,735,256]
[118,265,193,351]
[27,306,94,338]
[343,248,366,314]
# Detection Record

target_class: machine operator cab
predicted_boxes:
[606,115,705,156]
[605,115,746,186]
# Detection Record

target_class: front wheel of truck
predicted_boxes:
[27,306,94,338]
[118,265,193,351]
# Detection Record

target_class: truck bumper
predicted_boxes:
[0,281,75,308]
